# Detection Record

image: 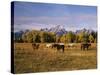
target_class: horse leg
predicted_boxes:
[81,46,83,50]
[62,46,64,52]
[83,47,85,51]
[87,46,88,50]
[57,48,60,52]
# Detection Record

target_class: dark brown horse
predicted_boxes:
[81,43,91,50]
[32,43,39,50]
[52,43,64,52]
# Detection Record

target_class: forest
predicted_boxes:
[14,28,97,43]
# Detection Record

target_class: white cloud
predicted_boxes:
[14,14,97,32]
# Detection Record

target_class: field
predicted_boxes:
[14,43,97,73]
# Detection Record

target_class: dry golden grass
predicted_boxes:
[14,43,97,73]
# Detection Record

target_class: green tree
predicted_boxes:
[66,31,75,43]
[41,32,56,43]
[35,34,41,43]
[26,32,33,43]
[22,33,27,42]
[94,38,97,43]
[60,34,67,43]
[89,34,94,43]
[78,32,89,43]
[75,35,79,43]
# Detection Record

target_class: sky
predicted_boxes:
[13,1,97,32]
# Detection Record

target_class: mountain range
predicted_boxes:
[14,25,97,39]
[40,25,67,36]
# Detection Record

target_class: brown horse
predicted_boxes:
[52,43,65,52]
[81,43,91,50]
[32,43,39,50]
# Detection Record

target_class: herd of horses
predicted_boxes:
[32,43,91,52]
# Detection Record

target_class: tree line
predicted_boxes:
[14,30,97,43]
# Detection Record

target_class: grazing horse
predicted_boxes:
[81,43,91,50]
[52,43,58,48]
[32,43,39,50]
[67,43,75,48]
[46,44,52,48]
[52,43,64,52]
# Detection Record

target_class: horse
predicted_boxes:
[81,43,91,50]
[52,43,58,48]
[67,43,76,48]
[46,44,52,48]
[52,43,65,52]
[32,43,39,50]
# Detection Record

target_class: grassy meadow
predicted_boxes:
[14,43,97,73]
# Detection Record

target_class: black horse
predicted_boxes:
[81,43,91,50]
[32,43,39,50]
[52,43,58,48]
[52,43,64,52]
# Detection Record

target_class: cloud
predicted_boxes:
[14,22,57,32]
[14,13,97,32]
[14,16,70,25]
[13,2,97,32]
